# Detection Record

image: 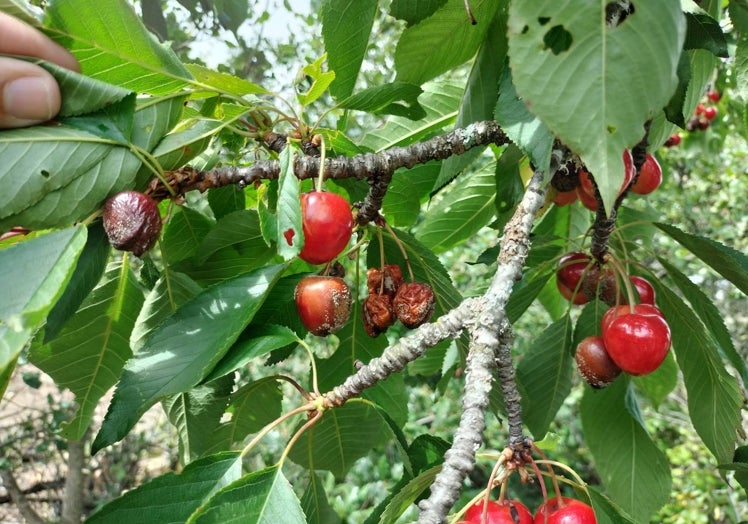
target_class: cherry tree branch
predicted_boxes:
[0,469,45,524]
[147,121,509,225]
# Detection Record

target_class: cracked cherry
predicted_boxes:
[575,336,621,389]
[630,153,662,195]
[601,304,671,376]
[294,275,352,336]
[534,497,597,524]
[556,252,593,305]
[464,499,533,524]
[298,191,353,265]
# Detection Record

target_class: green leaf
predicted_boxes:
[338,82,425,119]
[92,263,287,452]
[208,186,246,221]
[287,401,392,478]
[684,9,728,57]
[395,0,502,85]
[581,380,671,522]
[130,271,203,352]
[516,316,573,438]
[379,465,441,524]
[161,206,215,265]
[185,63,268,95]
[658,258,748,386]
[296,54,336,107]
[276,145,303,260]
[46,0,192,95]
[205,324,298,382]
[586,485,637,524]
[163,374,234,465]
[85,451,242,524]
[390,0,446,25]
[203,378,283,455]
[359,81,463,151]
[653,282,742,463]
[321,0,377,100]
[186,466,306,524]
[301,473,341,524]
[495,63,554,173]
[436,10,507,189]
[0,1,40,25]
[30,262,144,440]
[0,227,86,382]
[655,222,748,295]
[415,159,497,252]
[382,163,441,228]
[44,222,110,341]
[633,352,678,409]
[194,210,275,269]
[507,1,685,213]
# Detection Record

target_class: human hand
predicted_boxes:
[0,11,79,128]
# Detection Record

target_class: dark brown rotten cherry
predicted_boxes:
[575,335,621,389]
[366,264,404,297]
[393,282,435,328]
[362,294,396,337]
[102,190,162,257]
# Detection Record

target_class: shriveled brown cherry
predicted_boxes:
[102,190,162,257]
[294,275,352,336]
[393,282,435,328]
[366,264,403,297]
[575,336,621,389]
[362,294,396,337]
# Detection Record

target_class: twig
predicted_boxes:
[0,468,45,524]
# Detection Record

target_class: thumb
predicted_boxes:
[0,57,62,128]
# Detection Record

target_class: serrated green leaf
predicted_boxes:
[394,0,501,85]
[208,186,246,221]
[30,261,144,440]
[44,222,110,341]
[516,316,573,438]
[507,1,685,213]
[0,227,86,391]
[684,9,728,57]
[301,472,341,524]
[92,263,287,452]
[276,145,302,260]
[436,10,507,189]
[287,401,391,478]
[164,374,234,465]
[297,55,336,107]
[655,222,748,295]
[359,82,463,151]
[130,271,203,352]
[415,159,497,252]
[658,258,748,386]
[203,378,283,455]
[390,0,446,25]
[633,352,678,409]
[322,0,377,100]
[653,282,742,463]
[205,324,298,382]
[586,485,637,524]
[185,63,268,95]
[382,162,441,228]
[85,451,242,524]
[186,466,306,524]
[46,0,192,95]
[581,380,671,522]
[495,64,553,173]
[196,210,274,268]
[161,206,215,264]
[338,82,425,119]
[379,465,441,524]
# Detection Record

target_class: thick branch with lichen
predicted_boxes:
[147,121,508,225]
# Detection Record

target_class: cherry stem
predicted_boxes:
[482,452,510,521]
[533,459,590,497]
[381,218,415,282]
[529,459,550,523]
[298,339,321,397]
[277,409,323,466]
[315,134,327,191]
[497,478,507,504]
[268,373,311,400]
[240,403,312,459]
[532,444,564,506]
[607,254,637,312]
[377,227,386,295]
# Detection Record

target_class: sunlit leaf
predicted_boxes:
[276,145,302,260]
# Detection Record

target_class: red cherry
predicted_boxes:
[630,153,662,195]
[576,186,599,212]
[575,336,621,389]
[703,106,717,121]
[553,189,578,207]
[630,276,656,305]
[577,168,595,198]
[697,117,710,131]
[601,304,671,375]
[622,149,635,190]
[294,275,352,336]
[663,134,681,147]
[695,103,705,115]
[465,499,533,524]
[556,252,593,305]
[298,191,353,265]
[707,90,721,102]
[534,497,597,524]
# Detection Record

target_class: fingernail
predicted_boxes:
[3,76,57,122]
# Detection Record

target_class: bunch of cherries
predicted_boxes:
[457,494,596,523]
[665,89,721,147]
